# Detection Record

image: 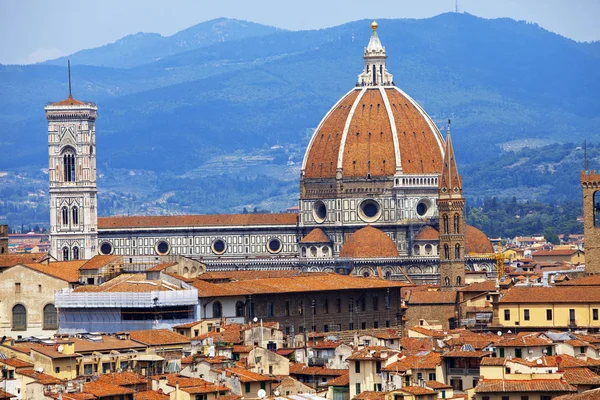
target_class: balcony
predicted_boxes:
[308,357,328,367]
[448,368,480,376]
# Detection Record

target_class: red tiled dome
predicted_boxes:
[413,225,494,255]
[339,225,399,258]
[302,87,445,180]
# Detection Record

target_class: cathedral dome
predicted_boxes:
[339,225,399,258]
[301,23,444,181]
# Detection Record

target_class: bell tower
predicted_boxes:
[438,121,466,289]
[45,62,98,260]
[581,170,600,274]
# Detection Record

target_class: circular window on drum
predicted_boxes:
[99,242,113,255]
[212,239,227,255]
[155,240,170,255]
[358,199,382,222]
[313,200,327,223]
[267,238,282,254]
[416,198,433,217]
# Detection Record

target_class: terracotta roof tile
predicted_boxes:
[353,391,386,400]
[347,347,399,361]
[193,273,409,298]
[534,249,582,256]
[411,225,494,254]
[474,379,576,393]
[562,368,600,385]
[309,341,343,349]
[554,388,600,400]
[339,226,399,258]
[442,350,492,358]
[300,228,331,244]
[197,269,302,282]
[0,390,15,400]
[383,352,441,371]
[289,363,347,376]
[83,381,135,396]
[557,275,600,286]
[414,226,439,241]
[328,371,350,386]
[193,324,242,344]
[226,367,275,382]
[21,260,85,283]
[79,255,121,270]
[0,357,33,368]
[146,262,178,272]
[496,333,552,348]
[458,280,497,292]
[17,369,62,384]
[500,287,600,303]
[134,391,170,400]
[98,213,297,229]
[399,338,436,352]
[74,274,183,293]
[71,335,146,353]
[130,329,190,346]
[425,380,452,389]
[0,253,47,268]
[97,371,147,386]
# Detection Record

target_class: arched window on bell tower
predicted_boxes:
[455,243,461,259]
[444,276,450,286]
[62,148,76,182]
[72,246,79,260]
[594,191,600,227]
[443,215,449,234]
[454,214,460,233]
[61,207,69,226]
[444,244,449,260]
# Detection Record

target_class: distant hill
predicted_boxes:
[1,13,599,208]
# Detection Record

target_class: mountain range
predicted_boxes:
[1,12,599,220]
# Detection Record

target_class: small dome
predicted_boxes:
[339,225,399,258]
[300,228,331,244]
[465,225,494,254]
[414,225,439,241]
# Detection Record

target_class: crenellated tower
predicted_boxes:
[438,121,466,289]
[45,64,98,260]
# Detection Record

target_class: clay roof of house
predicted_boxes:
[17,369,62,384]
[372,330,402,340]
[300,228,331,244]
[289,363,347,376]
[172,320,203,329]
[197,270,302,282]
[406,326,448,338]
[347,347,399,361]
[496,333,552,347]
[398,386,437,395]
[353,391,386,400]
[480,357,507,366]
[310,341,343,349]
[98,213,297,229]
[562,368,600,385]
[82,381,135,396]
[533,249,582,256]
[573,333,600,344]
[328,371,350,386]
[425,380,452,389]
[192,324,242,343]
[156,375,228,394]
[442,350,492,358]
[0,357,33,368]
[339,226,399,258]
[399,337,436,352]
[554,388,600,400]
[193,273,409,298]
[383,352,442,372]
[146,262,178,272]
[30,343,79,359]
[226,367,275,382]
[97,371,147,386]
[407,290,456,304]
[458,280,497,292]
[130,329,190,346]
[71,335,146,353]
[302,87,445,179]
[62,393,97,400]
[79,255,121,270]
[474,379,576,393]
[0,253,47,268]
[134,391,170,400]
[232,345,253,353]
[0,389,15,400]
[500,287,600,303]
[536,355,600,368]
[21,260,85,283]
[74,273,183,292]
[557,275,600,286]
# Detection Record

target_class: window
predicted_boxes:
[520,396,529,400]
[355,361,360,373]
[504,309,510,321]
[361,322,366,330]
[245,383,251,393]
[428,373,436,381]
[593,309,599,321]
[499,348,504,357]
[61,207,69,226]
[299,300,303,315]
[355,383,361,395]
[55,367,60,373]
[473,377,479,387]
[336,298,341,313]
[323,299,328,314]
[541,396,551,400]
[569,309,576,324]
[349,322,354,330]
[15,283,20,294]
[546,309,552,320]
[236,301,245,317]
[267,302,274,317]
[212,301,222,318]
[524,309,530,321]
[373,321,379,328]
[348,299,354,313]
[63,150,76,182]
[373,296,379,311]
[196,395,207,400]
[450,379,462,391]
[502,397,509,400]
[443,214,449,234]
[515,348,522,358]
[84,364,93,375]
[43,304,58,330]
[62,247,69,261]
[260,382,266,390]
[454,214,460,233]
[72,206,79,225]
[375,361,381,373]
[456,276,461,286]
[386,320,390,328]
[72,246,79,260]
[546,346,553,356]
[454,244,461,259]
[444,244,450,260]
[12,304,26,331]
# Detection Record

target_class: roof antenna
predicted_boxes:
[68,59,72,98]
[584,139,589,171]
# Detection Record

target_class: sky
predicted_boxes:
[1,0,600,65]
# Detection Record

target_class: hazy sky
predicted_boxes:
[2,0,599,64]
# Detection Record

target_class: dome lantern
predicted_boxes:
[358,20,393,87]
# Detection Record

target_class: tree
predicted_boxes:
[543,227,560,245]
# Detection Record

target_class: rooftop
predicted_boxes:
[98,213,297,229]
[130,329,190,346]
[500,287,600,303]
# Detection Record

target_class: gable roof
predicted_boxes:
[0,253,47,268]
[500,287,600,303]
[129,329,190,346]
[20,260,85,283]
[474,379,576,393]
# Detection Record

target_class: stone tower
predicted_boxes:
[45,68,98,261]
[0,224,8,255]
[438,122,466,289]
[581,170,600,274]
